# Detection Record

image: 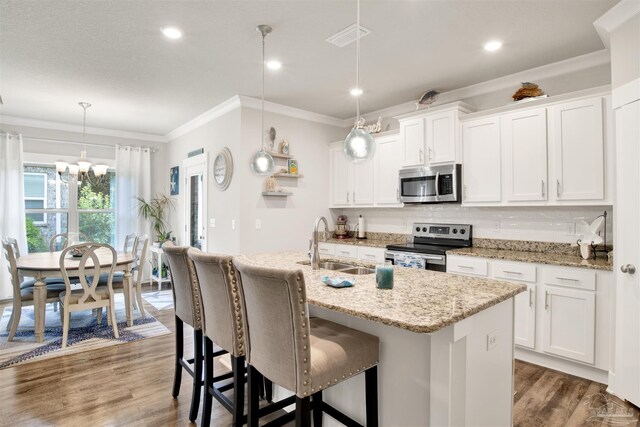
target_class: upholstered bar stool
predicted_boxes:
[162,242,206,423]
[234,259,380,427]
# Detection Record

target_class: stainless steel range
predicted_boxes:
[385,223,472,272]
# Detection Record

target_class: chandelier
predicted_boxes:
[54,102,109,184]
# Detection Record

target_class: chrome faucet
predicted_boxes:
[310,216,329,270]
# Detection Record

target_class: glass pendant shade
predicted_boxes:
[55,161,68,173]
[344,126,376,163]
[250,149,275,175]
[93,164,109,176]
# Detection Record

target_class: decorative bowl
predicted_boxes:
[321,275,355,288]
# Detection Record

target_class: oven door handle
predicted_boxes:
[435,171,440,198]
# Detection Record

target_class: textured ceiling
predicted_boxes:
[0,0,617,136]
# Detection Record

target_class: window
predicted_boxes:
[23,164,116,252]
[24,173,47,224]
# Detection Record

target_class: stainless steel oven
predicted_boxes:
[399,164,461,204]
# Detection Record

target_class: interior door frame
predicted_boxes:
[183,153,209,251]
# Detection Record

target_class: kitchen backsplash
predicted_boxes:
[331,206,613,245]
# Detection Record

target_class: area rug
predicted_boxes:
[142,290,174,311]
[0,294,171,369]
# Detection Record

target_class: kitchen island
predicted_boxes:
[235,252,526,426]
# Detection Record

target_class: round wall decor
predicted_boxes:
[213,147,233,190]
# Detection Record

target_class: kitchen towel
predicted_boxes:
[394,253,426,269]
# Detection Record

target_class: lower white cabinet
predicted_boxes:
[542,285,596,364]
[334,244,358,259]
[318,243,334,256]
[317,243,385,264]
[514,283,536,349]
[356,246,386,264]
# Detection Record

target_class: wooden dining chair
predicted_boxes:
[2,238,66,341]
[58,243,119,348]
[49,232,89,252]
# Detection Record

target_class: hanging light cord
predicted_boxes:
[355,0,361,126]
[261,32,266,152]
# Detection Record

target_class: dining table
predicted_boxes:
[15,249,136,343]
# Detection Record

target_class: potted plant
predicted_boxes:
[136,194,175,246]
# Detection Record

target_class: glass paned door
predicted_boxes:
[189,174,204,249]
[183,154,208,251]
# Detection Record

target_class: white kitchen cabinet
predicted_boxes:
[425,110,456,165]
[542,285,596,364]
[502,108,548,202]
[318,243,334,256]
[400,117,425,167]
[334,244,358,259]
[352,159,375,205]
[374,135,403,206]
[356,246,386,263]
[549,97,604,201]
[330,144,351,206]
[462,116,502,203]
[446,255,488,277]
[514,283,537,349]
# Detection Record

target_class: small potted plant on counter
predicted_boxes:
[136,194,175,247]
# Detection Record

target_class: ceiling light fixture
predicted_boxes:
[54,102,109,185]
[250,25,275,176]
[484,40,502,52]
[350,88,363,97]
[343,0,375,163]
[266,60,282,70]
[161,27,183,40]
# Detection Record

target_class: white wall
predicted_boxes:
[332,206,613,244]
[610,14,640,89]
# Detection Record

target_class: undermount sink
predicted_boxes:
[297,261,375,275]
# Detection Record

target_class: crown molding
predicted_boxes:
[594,0,640,49]
[0,115,167,143]
[236,95,345,128]
[165,95,242,141]
[350,49,611,126]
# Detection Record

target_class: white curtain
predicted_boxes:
[115,145,151,250]
[0,134,27,299]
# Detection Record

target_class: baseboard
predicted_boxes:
[515,347,609,384]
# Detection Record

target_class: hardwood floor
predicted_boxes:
[0,284,638,426]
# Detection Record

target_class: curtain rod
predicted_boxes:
[0,133,158,153]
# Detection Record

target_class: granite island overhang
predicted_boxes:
[235,251,526,426]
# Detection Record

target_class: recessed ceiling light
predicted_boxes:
[161,27,183,40]
[350,88,363,97]
[266,60,282,70]
[484,40,502,52]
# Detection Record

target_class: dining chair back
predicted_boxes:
[49,232,89,252]
[59,243,119,348]
[124,232,137,254]
[131,234,149,316]
[2,238,22,299]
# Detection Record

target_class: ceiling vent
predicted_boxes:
[326,23,372,47]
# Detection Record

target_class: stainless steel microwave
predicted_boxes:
[399,164,461,204]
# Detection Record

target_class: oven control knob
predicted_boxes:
[422,227,427,232]
[415,227,420,232]
[460,229,466,235]
[452,229,458,234]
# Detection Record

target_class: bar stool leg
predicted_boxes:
[231,355,245,427]
[265,377,273,403]
[365,366,379,427]
[189,329,204,422]
[172,315,184,398]
[248,365,260,427]
[202,337,214,427]
[295,396,311,427]
[312,391,323,426]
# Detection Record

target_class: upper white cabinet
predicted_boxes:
[374,134,403,206]
[502,108,548,202]
[330,144,351,206]
[461,92,611,207]
[397,102,475,168]
[548,97,604,201]
[352,159,375,205]
[462,116,502,203]
[400,117,425,167]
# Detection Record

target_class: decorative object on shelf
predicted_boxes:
[279,139,289,155]
[287,159,298,175]
[265,175,277,192]
[577,211,608,260]
[343,0,376,163]
[415,90,440,109]
[250,25,275,176]
[213,147,233,190]
[357,116,383,134]
[54,102,109,185]
[136,194,175,243]
[512,82,545,101]
[268,127,276,151]
[170,166,179,195]
[188,148,204,158]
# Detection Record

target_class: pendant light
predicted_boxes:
[250,24,275,175]
[343,0,375,163]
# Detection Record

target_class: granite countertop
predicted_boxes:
[234,251,525,334]
[322,237,398,249]
[448,247,613,271]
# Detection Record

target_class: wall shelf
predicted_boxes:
[273,173,304,178]
[262,191,292,197]
[268,152,292,159]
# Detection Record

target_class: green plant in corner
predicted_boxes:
[136,194,175,243]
